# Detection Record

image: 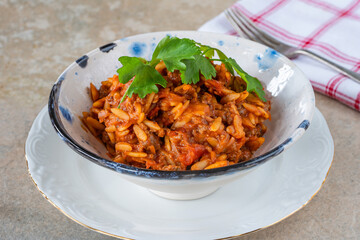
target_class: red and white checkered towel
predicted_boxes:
[199,0,360,111]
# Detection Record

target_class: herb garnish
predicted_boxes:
[117,36,266,102]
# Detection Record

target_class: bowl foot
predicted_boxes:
[149,187,219,200]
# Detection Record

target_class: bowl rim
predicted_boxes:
[48,30,314,179]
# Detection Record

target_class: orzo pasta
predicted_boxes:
[83,62,271,171]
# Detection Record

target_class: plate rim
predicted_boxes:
[25,106,334,239]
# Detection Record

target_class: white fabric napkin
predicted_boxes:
[199,0,360,111]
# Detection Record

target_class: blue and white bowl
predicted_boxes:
[48,31,315,200]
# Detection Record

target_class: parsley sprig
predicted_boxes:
[117,36,266,102]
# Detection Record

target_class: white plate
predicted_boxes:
[26,107,333,240]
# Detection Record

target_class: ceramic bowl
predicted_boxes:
[48,31,315,200]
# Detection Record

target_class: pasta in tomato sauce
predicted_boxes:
[82,62,271,171]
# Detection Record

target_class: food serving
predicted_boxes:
[82,36,271,171]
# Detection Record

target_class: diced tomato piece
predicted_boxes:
[182,144,206,166]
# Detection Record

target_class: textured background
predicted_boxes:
[1,0,359,239]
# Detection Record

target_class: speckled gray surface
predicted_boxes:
[0,0,359,239]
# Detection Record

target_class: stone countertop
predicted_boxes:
[1,0,359,239]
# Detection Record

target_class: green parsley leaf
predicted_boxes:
[116,36,267,103]
[225,58,266,101]
[117,56,167,102]
[196,42,266,101]
[199,45,215,59]
[151,35,171,64]
[117,56,144,83]
[198,43,234,75]
[214,49,235,76]
[151,37,200,72]
[181,55,217,84]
